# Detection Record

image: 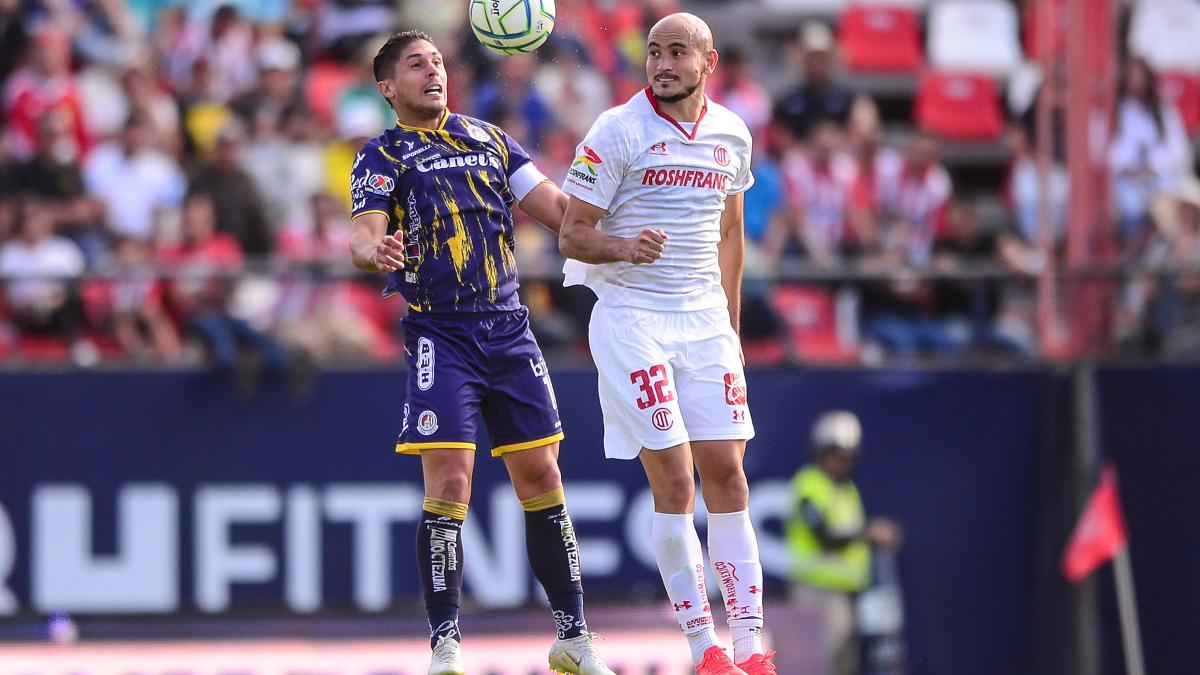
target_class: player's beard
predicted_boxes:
[652,79,700,104]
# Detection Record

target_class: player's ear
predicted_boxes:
[705,49,719,75]
[377,79,395,101]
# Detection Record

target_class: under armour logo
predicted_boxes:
[727,597,738,606]
[673,601,692,611]
[749,585,761,594]
[649,141,668,154]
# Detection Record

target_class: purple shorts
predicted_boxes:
[396,308,564,457]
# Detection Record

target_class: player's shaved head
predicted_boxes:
[645,12,717,107]
[647,13,713,53]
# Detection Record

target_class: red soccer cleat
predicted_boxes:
[736,650,778,675]
[695,646,748,674]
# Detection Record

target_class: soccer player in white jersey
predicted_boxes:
[558,13,776,675]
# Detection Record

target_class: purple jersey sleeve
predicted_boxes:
[349,142,399,219]
[502,132,534,181]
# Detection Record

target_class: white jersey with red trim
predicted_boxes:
[561,88,754,312]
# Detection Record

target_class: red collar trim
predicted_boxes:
[643,87,708,140]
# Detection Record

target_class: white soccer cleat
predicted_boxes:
[428,635,465,675]
[548,632,616,674]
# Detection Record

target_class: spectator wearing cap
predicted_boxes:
[188,121,273,256]
[3,26,89,162]
[773,21,856,144]
[83,111,186,245]
[785,411,902,675]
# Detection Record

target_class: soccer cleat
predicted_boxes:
[696,646,749,674]
[736,650,778,675]
[428,635,465,675]
[548,632,616,674]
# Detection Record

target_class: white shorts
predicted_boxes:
[588,302,755,460]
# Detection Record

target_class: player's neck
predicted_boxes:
[656,92,706,124]
[395,106,446,130]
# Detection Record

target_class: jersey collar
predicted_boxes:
[395,109,450,132]
[643,87,708,141]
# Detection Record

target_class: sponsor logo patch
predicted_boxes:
[714,144,730,166]
[416,337,435,390]
[462,119,491,143]
[724,372,747,405]
[417,410,439,435]
[649,140,668,155]
[651,407,674,431]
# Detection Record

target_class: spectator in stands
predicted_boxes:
[710,46,772,141]
[1009,67,1068,248]
[475,54,553,149]
[188,121,273,256]
[164,190,287,373]
[101,236,182,360]
[774,21,855,143]
[18,110,107,265]
[739,129,787,346]
[120,60,183,156]
[772,120,858,267]
[534,38,613,140]
[233,37,303,134]
[846,97,900,254]
[0,0,28,87]
[883,131,952,267]
[167,4,257,103]
[3,26,88,162]
[0,196,87,353]
[84,111,187,246]
[1111,57,1194,248]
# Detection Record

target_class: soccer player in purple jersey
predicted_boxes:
[348,31,613,675]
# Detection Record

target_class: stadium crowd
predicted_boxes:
[0,0,1198,368]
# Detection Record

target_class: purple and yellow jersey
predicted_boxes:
[350,111,547,313]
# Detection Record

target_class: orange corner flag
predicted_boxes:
[1062,464,1128,584]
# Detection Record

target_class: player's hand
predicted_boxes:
[625,228,667,265]
[373,235,406,272]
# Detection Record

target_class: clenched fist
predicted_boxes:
[624,228,667,265]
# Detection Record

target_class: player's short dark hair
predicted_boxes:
[373,30,436,82]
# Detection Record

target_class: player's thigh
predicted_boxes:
[396,318,486,456]
[589,303,690,458]
[479,309,564,458]
[420,447,477,503]
[672,310,755,445]
[500,441,563,501]
[638,441,697,514]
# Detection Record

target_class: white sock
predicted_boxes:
[652,511,721,664]
[707,509,765,663]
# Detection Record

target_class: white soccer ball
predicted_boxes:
[469,0,556,55]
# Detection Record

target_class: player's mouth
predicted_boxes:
[654,75,678,85]
[422,84,444,98]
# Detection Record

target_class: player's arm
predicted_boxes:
[517,181,568,235]
[349,212,405,273]
[718,191,745,335]
[559,197,666,264]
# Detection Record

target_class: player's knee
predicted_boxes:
[427,470,472,503]
[652,472,696,512]
[519,458,563,496]
[703,465,749,504]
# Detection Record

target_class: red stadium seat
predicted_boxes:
[914,71,1004,140]
[770,285,858,363]
[1159,71,1200,136]
[839,5,923,72]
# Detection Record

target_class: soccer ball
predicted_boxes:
[469,0,556,55]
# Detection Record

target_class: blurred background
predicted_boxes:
[0,0,1197,674]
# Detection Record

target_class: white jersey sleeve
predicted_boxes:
[562,111,632,210]
[729,135,755,194]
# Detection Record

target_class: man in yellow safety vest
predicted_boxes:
[786,410,901,675]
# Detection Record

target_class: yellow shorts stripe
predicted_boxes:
[423,497,468,520]
[520,487,565,512]
[490,431,565,458]
[395,441,476,455]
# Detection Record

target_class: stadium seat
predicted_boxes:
[839,5,923,72]
[915,71,1004,140]
[1022,0,1065,61]
[928,0,1023,76]
[1159,71,1200,137]
[770,285,859,363]
[1129,0,1200,73]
